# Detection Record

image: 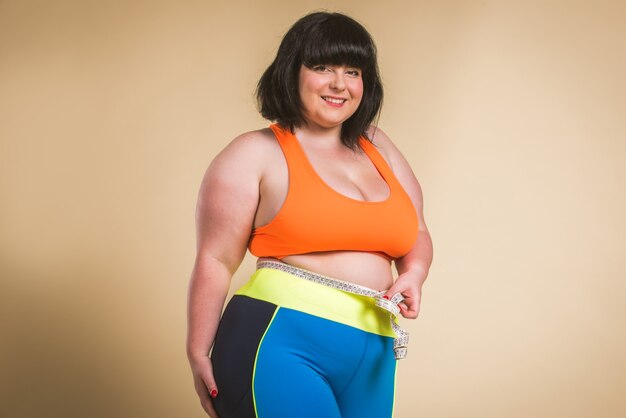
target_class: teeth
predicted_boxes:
[323,96,346,104]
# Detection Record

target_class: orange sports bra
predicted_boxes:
[248,123,419,261]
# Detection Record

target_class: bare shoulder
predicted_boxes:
[365,125,408,171]
[227,127,276,151]
[210,127,277,171]
[366,125,426,221]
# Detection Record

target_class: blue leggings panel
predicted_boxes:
[211,295,397,418]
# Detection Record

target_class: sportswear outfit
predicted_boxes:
[210,123,419,417]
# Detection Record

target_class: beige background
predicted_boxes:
[1,0,625,417]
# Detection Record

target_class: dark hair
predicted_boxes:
[255,11,384,150]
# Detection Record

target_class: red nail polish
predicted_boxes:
[210,389,218,398]
[383,295,389,300]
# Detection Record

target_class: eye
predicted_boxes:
[312,64,329,72]
[346,69,362,77]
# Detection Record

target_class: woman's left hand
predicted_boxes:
[383,269,426,319]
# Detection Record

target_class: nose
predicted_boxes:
[329,71,346,91]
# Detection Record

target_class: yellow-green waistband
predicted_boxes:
[235,267,395,338]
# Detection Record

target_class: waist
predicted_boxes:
[235,258,410,359]
[235,262,395,338]
[280,252,394,288]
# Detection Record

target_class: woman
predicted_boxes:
[187,11,433,418]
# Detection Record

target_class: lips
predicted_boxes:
[322,96,347,104]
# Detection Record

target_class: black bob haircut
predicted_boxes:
[255,11,384,150]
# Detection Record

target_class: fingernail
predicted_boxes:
[383,295,389,300]
[210,389,218,398]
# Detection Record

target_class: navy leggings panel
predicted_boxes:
[211,294,397,418]
[211,295,277,418]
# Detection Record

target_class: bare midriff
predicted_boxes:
[264,251,394,291]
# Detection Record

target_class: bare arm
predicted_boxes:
[369,126,434,319]
[186,131,265,416]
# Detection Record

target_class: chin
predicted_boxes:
[319,115,354,127]
[320,121,347,129]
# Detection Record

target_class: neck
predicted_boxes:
[294,122,344,149]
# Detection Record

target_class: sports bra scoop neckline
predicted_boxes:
[247,123,419,261]
[287,128,392,205]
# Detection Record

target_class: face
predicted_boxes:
[298,63,364,129]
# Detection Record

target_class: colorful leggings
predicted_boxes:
[210,266,398,418]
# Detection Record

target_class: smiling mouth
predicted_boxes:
[322,96,347,104]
